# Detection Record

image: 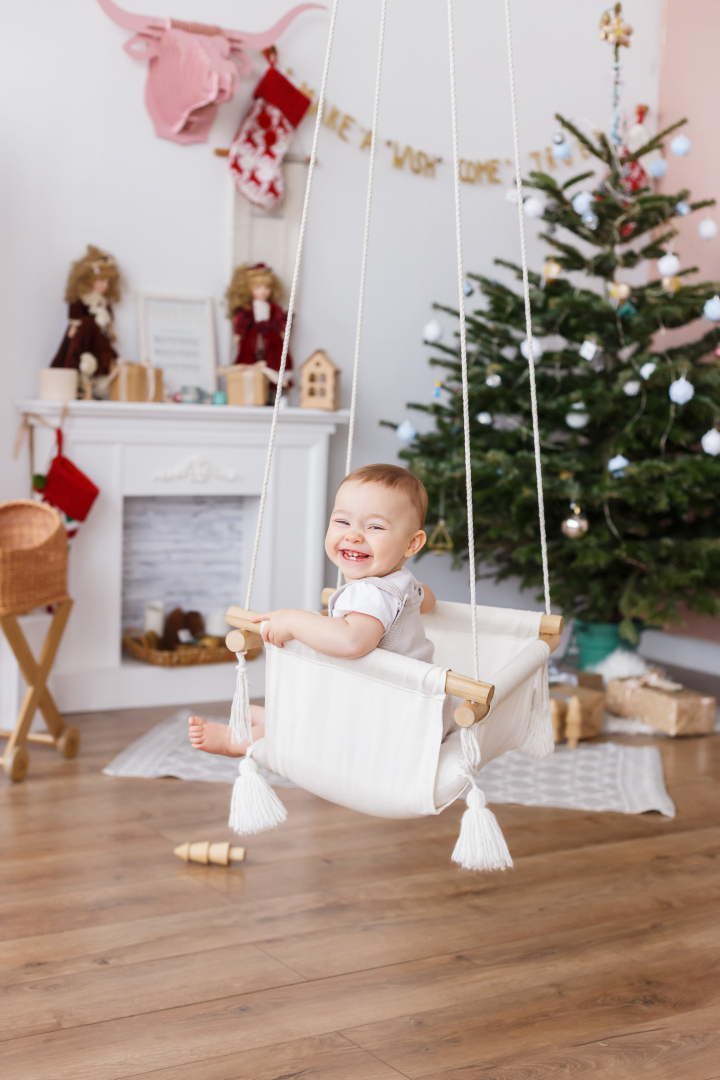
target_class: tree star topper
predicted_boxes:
[599,4,633,49]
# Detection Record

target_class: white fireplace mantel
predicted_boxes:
[13,400,349,713]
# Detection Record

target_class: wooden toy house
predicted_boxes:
[300,350,339,410]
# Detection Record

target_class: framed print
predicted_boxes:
[139,294,217,395]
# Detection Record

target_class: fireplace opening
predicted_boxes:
[122,495,245,637]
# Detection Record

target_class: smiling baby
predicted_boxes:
[189,463,436,757]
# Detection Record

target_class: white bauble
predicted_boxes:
[566,402,589,429]
[476,411,492,425]
[396,420,418,443]
[579,339,598,360]
[657,253,680,276]
[704,295,720,321]
[608,454,629,475]
[648,158,668,178]
[671,134,691,157]
[699,218,718,240]
[423,318,443,343]
[552,141,571,161]
[505,186,519,203]
[485,373,502,388]
[640,362,657,380]
[523,196,545,219]
[669,376,695,404]
[572,191,594,215]
[623,380,641,397]
[701,428,720,456]
[520,336,544,361]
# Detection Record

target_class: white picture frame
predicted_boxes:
[139,294,217,396]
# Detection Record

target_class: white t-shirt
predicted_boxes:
[329,568,433,661]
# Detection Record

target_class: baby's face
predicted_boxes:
[325,480,426,580]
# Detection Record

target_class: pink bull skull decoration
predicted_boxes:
[96,0,321,144]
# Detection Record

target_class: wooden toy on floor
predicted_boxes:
[174,841,246,866]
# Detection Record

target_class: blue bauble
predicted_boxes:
[572,191,594,215]
[396,420,417,443]
[675,201,690,216]
[703,294,720,321]
[648,159,668,179]
[552,142,571,161]
[670,134,691,157]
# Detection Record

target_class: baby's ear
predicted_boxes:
[407,530,427,556]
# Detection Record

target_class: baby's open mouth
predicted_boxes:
[340,549,370,562]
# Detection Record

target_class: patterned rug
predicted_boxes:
[103,711,675,817]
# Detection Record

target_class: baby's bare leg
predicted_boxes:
[188,705,265,757]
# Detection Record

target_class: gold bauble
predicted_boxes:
[662,275,681,294]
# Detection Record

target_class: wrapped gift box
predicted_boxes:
[550,684,605,742]
[224,363,268,406]
[110,361,164,402]
[606,678,716,736]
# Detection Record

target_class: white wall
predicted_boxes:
[1,0,663,612]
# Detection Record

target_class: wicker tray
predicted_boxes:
[123,629,237,667]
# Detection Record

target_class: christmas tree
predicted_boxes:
[394,7,720,643]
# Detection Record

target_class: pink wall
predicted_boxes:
[658,0,720,284]
[657,0,720,643]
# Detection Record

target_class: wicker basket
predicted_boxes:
[123,628,242,666]
[0,500,68,616]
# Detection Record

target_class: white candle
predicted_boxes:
[144,600,165,636]
[206,608,228,637]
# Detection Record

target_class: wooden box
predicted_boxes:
[225,363,268,406]
[110,362,163,403]
[550,684,605,743]
[605,679,716,736]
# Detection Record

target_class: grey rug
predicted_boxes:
[104,711,675,817]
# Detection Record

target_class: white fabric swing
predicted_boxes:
[222,0,561,871]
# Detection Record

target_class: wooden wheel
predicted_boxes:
[56,727,81,759]
[3,745,29,782]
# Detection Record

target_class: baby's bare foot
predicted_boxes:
[188,717,246,757]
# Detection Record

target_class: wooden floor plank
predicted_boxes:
[130,1034,407,1080]
[1,706,718,1080]
[410,1004,720,1080]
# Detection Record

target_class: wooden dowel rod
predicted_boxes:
[540,614,564,635]
[225,606,263,633]
[321,587,334,608]
[453,700,490,728]
[225,629,264,653]
[445,672,494,708]
[0,730,55,745]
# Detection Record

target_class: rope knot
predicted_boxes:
[466,784,487,811]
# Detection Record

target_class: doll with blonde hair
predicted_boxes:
[226,262,292,390]
[51,245,121,378]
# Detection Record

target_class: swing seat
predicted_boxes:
[249,602,555,819]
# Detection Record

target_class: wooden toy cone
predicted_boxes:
[174,841,246,865]
[549,697,566,744]
[565,696,583,749]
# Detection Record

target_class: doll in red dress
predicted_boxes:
[225,263,292,398]
[51,246,121,385]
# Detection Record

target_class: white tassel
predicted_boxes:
[521,665,554,759]
[229,652,252,745]
[452,784,513,872]
[228,755,287,835]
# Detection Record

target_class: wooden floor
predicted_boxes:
[2,705,720,1080]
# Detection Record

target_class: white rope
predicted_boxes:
[245,0,340,609]
[446,0,479,680]
[336,0,387,588]
[503,0,551,616]
[344,0,387,479]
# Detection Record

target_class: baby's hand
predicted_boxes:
[252,609,296,648]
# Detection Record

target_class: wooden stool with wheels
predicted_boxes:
[0,599,78,780]
[0,500,77,782]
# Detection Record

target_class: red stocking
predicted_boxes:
[228,66,311,211]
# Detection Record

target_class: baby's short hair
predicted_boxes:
[341,464,428,528]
